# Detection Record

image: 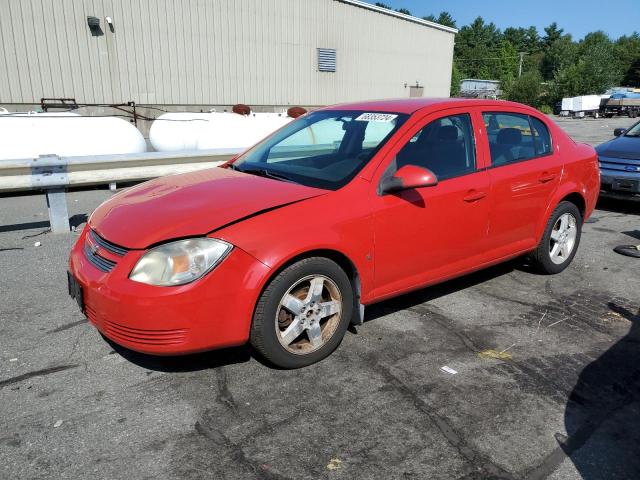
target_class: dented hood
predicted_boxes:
[89,167,325,249]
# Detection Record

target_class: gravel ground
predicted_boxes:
[0,116,639,480]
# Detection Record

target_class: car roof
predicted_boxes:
[322,97,537,115]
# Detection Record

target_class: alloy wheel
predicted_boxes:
[275,275,343,355]
[549,213,578,265]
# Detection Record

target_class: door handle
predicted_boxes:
[539,172,557,183]
[463,190,487,202]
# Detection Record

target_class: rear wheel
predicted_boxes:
[530,201,582,274]
[250,257,353,368]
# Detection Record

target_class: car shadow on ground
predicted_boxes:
[106,259,523,372]
[104,336,253,372]
[362,259,521,323]
[561,302,640,478]
[595,196,640,216]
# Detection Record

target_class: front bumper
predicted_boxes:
[599,156,640,196]
[68,228,271,355]
[600,169,640,197]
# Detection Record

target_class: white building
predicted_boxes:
[0,0,456,110]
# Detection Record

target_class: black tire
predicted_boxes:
[530,201,582,274]
[250,257,353,368]
[613,245,640,258]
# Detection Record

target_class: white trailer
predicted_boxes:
[560,97,574,116]
[572,95,603,118]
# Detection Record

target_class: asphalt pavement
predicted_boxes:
[1,116,639,480]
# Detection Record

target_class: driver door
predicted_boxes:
[370,109,491,300]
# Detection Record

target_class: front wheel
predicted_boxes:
[250,257,353,368]
[530,201,582,274]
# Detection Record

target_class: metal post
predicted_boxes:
[45,188,70,233]
[32,154,70,234]
[518,52,525,77]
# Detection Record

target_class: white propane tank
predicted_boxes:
[149,111,294,152]
[0,110,147,160]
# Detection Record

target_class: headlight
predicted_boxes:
[129,238,232,286]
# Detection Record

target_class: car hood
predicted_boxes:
[89,167,326,249]
[596,136,640,160]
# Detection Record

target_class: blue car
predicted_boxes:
[596,121,640,198]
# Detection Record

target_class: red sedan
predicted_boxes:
[68,99,600,368]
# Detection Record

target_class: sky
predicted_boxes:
[372,0,640,40]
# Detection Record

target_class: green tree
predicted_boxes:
[503,27,540,52]
[548,32,623,102]
[615,33,640,86]
[497,40,519,84]
[374,3,412,17]
[543,22,564,48]
[525,26,542,52]
[450,62,463,96]
[578,31,622,92]
[624,58,640,87]
[423,11,456,28]
[503,27,529,52]
[505,71,543,107]
[455,17,503,79]
[540,36,577,80]
[435,11,456,29]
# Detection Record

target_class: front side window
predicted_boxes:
[483,112,553,166]
[233,110,408,190]
[622,120,640,137]
[394,113,476,180]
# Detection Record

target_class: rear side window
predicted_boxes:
[483,112,553,166]
[530,116,552,156]
[483,113,535,166]
[395,113,476,181]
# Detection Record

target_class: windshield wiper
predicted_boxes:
[236,167,297,183]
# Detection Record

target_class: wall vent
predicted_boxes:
[318,48,337,72]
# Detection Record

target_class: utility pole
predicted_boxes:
[518,52,525,77]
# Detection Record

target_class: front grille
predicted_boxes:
[84,242,117,272]
[83,230,130,273]
[89,230,129,256]
[103,320,188,346]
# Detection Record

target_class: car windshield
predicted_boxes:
[623,121,640,137]
[232,110,408,190]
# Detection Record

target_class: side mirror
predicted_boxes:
[379,164,438,195]
[614,128,626,137]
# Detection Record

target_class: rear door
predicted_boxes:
[481,111,562,257]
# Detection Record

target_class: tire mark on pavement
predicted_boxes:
[195,414,294,480]
[216,367,238,412]
[0,364,79,388]
[371,361,516,480]
[47,319,88,334]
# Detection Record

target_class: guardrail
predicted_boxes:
[0,149,242,233]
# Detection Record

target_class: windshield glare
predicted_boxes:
[233,110,408,190]
[624,121,640,137]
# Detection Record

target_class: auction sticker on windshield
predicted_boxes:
[355,113,398,122]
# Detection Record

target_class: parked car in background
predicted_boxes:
[596,120,640,198]
[68,98,600,368]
